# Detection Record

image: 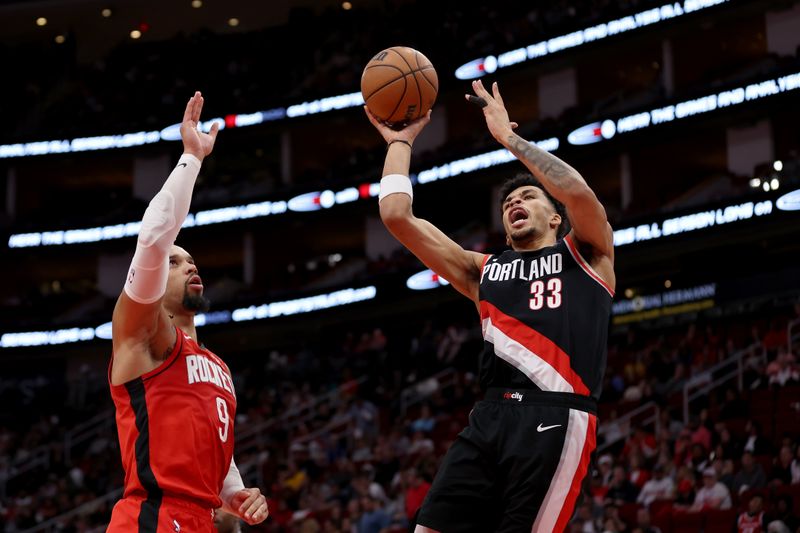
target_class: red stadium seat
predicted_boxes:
[725,417,748,438]
[618,502,641,526]
[748,388,775,414]
[649,500,673,532]
[671,510,703,531]
[703,508,738,533]
[775,484,800,515]
[753,455,774,478]
[777,385,800,408]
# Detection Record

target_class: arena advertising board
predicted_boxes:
[0,285,377,348]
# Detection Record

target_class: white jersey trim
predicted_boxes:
[482,317,574,394]
[531,408,589,532]
[563,234,614,298]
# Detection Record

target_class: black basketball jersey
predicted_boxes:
[478,234,613,400]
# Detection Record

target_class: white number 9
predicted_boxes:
[216,397,230,442]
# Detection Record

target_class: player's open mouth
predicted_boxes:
[188,275,203,289]
[509,207,528,228]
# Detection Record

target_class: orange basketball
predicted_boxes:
[361,46,438,126]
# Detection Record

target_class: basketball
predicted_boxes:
[361,46,439,126]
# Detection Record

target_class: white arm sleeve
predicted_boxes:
[123,154,201,303]
[220,457,246,513]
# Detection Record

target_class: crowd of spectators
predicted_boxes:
[1,299,798,532]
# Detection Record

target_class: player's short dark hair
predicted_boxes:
[499,173,568,238]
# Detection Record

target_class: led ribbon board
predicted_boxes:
[6,69,800,249]
[0,92,365,160]
[613,198,776,247]
[6,138,558,248]
[0,0,733,160]
[454,0,729,80]
[571,72,800,144]
[0,285,377,348]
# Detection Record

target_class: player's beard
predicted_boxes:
[183,289,210,313]
[509,226,538,244]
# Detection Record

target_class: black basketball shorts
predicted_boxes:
[416,388,597,533]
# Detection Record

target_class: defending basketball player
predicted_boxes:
[108,92,268,532]
[366,79,615,532]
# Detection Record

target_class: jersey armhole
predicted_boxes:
[563,235,615,298]
[479,253,492,282]
[108,326,184,387]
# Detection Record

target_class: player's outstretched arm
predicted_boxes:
[111,92,219,385]
[365,107,485,304]
[467,81,615,285]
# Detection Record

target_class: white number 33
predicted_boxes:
[216,397,230,442]
[530,278,562,310]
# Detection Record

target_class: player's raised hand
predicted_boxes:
[180,91,219,161]
[365,106,431,147]
[230,487,269,525]
[466,80,519,145]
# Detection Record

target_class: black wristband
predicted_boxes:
[387,139,412,151]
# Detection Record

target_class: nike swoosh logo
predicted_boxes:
[537,423,562,433]
[178,163,187,168]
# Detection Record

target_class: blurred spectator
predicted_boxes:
[403,467,431,524]
[732,451,768,495]
[627,453,650,490]
[436,324,468,364]
[597,454,614,485]
[743,421,772,456]
[719,387,748,420]
[736,494,766,533]
[633,507,662,533]
[601,504,627,533]
[689,415,712,454]
[569,501,597,532]
[357,495,392,533]
[409,404,436,434]
[605,465,638,505]
[766,349,799,387]
[691,467,732,511]
[624,427,658,460]
[767,494,799,532]
[769,445,796,486]
[792,445,800,484]
[636,463,675,506]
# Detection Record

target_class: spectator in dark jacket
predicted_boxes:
[732,451,767,495]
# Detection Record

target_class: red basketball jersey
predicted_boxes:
[737,511,764,533]
[109,327,237,519]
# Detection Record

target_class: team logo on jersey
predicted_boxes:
[186,354,235,397]
[481,253,563,283]
[503,391,524,402]
[173,519,181,532]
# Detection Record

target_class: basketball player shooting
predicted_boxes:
[108,92,268,532]
[365,79,615,532]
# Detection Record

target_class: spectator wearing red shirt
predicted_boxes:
[403,467,431,522]
[736,494,766,533]
[689,415,712,453]
[624,427,658,460]
[627,452,651,490]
